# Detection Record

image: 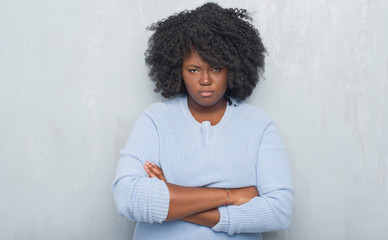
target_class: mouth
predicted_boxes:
[199,91,214,97]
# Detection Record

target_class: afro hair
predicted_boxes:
[145,2,267,102]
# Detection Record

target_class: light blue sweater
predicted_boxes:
[112,96,294,240]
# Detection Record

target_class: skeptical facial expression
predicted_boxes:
[181,51,228,108]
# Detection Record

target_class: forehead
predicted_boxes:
[182,51,210,67]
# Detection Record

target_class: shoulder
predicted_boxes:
[231,100,272,127]
[141,96,184,122]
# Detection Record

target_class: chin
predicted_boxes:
[193,96,223,108]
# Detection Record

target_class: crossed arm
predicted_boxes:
[113,113,293,233]
[143,161,259,227]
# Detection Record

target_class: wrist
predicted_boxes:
[223,189,230,206]
[227,188,237,205]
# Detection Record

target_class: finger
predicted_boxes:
[146,162,162,175]
[144,161,155,174]
[148,166,165,179]
[144,165,158,178]
[148,171,158,178]
[149,164,163,175]
[144,162,166,182]
[149,162,160,169]
[145,164,165,181]
[144,164,158,178]
[143,165,152,177]
[148,164,166,182]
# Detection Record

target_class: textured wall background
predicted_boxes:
[0,0,387,239]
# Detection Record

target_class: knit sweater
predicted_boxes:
[112,96,294,240]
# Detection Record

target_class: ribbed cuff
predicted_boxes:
[212,206,230,233]
[150,178,170,223]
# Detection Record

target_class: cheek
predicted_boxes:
[182,80,195,96]
[182,76,195,91]
[218,74,228,89]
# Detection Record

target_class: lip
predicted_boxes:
[199,91,214,97]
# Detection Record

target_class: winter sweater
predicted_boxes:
[112,96,294,240]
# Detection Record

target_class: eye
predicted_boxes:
[212,67,223,72]
[188,69,199,73]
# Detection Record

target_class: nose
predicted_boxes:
[199,71,211,85]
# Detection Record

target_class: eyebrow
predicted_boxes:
[185,64,223,68]
[185,64,201,68]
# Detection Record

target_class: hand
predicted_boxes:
[229,186,259,206]
[143,161,167,183]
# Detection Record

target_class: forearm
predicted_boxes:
[181,208,220,227]
[213,187,294,235]
[112,175,170,223]
[165,183,227,221]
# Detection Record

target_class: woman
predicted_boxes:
[112,2,294,239]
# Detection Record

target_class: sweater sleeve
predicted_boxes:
[111,111,170,223]
[212,120,294,235]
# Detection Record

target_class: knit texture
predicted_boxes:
[112,96,294,240]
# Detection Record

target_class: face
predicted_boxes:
[181,51,228,109]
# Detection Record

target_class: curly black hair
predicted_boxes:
[145,2,266,102]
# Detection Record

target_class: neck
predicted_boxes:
[187,96,227,126]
